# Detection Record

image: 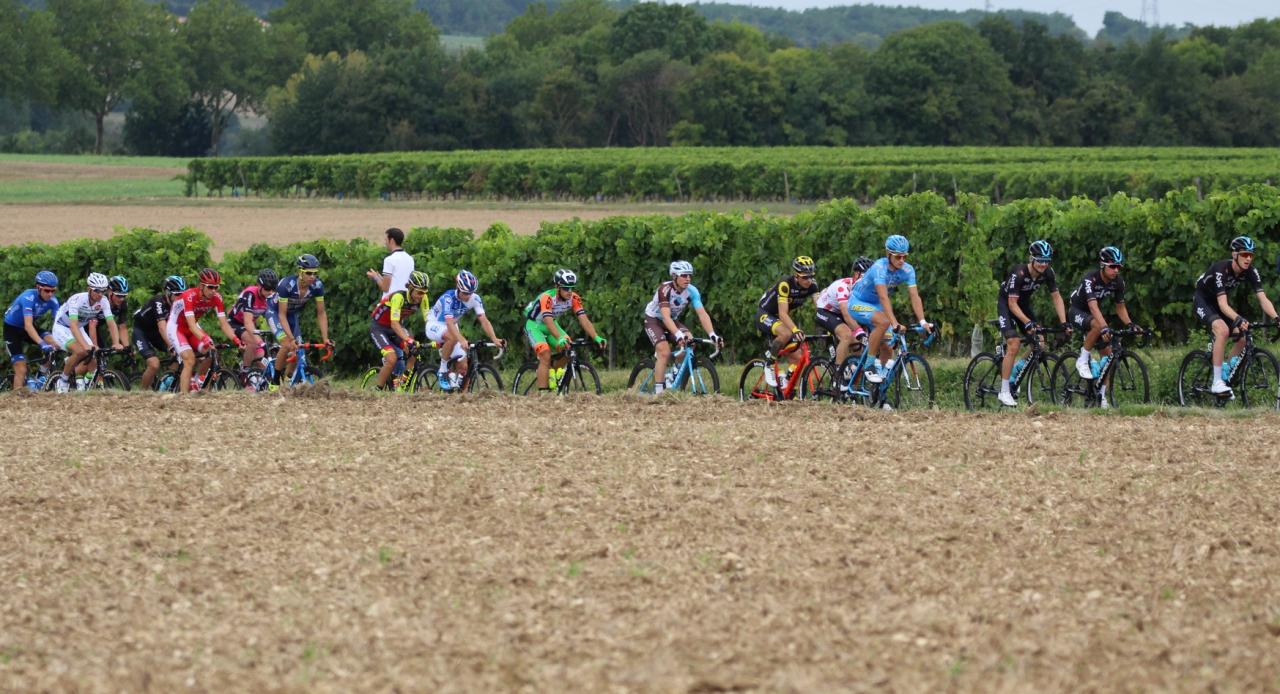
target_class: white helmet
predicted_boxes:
[669,260,694,277]
[87,272,109,290]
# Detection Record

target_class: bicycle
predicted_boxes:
[628,337,721,395]
[155,342,242,392]
[738,334,828,402]
[2,349,62,392]
[276,342,332,388]
[512,337,603,395]
[415,339,506,393]
[1177,321,1278,408]
[44,347,132,391]
[809,325,935,410]
[962,324,1068,410]
[1052,325,1151,408]
[360,340,434,392]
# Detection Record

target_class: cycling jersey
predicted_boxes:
[999,264,1057,306]
[53,292,113,328]
[168,287,226,334]
[850,258,917,307]
[644,281,703,320]
[371,290,428,327]
[815,278,855,313]
[428,289,486,325]
[133,294,170,331]
[228,286,274,327]
[276,274,325,315]
[1068,270,1126,311]
[758,275,819,316]
[1195,259,1262,303]
[4,289,59,329]
[525,289,585,321]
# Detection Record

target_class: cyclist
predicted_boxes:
[228,269,279,376]
[268,254,332,386]
[3,270,60,390]
[368,270,430,390]
[642,260,722,395]
[132,275,185,390]
[51,273,123,392]
[89,275,130,354]
[168,267,239,393]
[995,240,1070,407]
[815,256,872,376]
[425,270,506,391]
[1069,246,1140,406]
[522,268,607,393]
[1193,236,1279,396]
[756,256,819,384]
[848,236,934,384]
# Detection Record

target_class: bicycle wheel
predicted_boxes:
[962,353,1001,411]
[413,368,440,393]
[154,370,178,393]
[206,369,239,390]
[890,354,934,410]
[1023,353,1058,406]
[564,361,602,394]
[512,361,538,395]
[627,358,658,395]
[467,364,503,392]
[738,359,774,402]
[1239,348,1279,408]
[1051,356,1093,407]
[0,371,12,392]
[242,367,267,392]
[1176,350,1219,407]
[680,357,719,395]
[798,359,837,401]
[359,367,381,390]
[92,369,131,391]
[1107,352,1150,407]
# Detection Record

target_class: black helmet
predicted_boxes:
[1099,246,1124,266]
[1230,236,1256,253]
[851,256,873,274]
[1028,240,1053,262]
[257,268,279,291]
[164,275,186,294]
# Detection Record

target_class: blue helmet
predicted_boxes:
[35,270,58,288]
[1099,246,1124,266]
[297,253,320,270]
[108,275,129,294]
[455,270,478,293]
[164,275,187,294]
[1231,236,1256,253]
[1029,240,1053,262]
[885,235,910,254]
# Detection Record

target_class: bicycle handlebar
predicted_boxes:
[296,342,334,361]
[672,336,721,361]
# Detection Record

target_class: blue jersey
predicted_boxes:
[850,257,917,306]
[427,289,486,325]
[4,289,60,329]
[275,275,325,316]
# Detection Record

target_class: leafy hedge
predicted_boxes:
[6,185,1280,375]
[186,147,1280,202]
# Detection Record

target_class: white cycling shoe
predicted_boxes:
[1210,379,1233,396]
[1075,355,1094,379]
[997,390,1017,407]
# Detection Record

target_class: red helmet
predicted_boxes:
[198,267,221,286]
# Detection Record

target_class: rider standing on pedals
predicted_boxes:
[995,240,1070,407]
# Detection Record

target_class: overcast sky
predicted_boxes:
[686,0,1279,36]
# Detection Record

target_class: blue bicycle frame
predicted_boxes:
[636,337,719,394]
[840,325,935,404]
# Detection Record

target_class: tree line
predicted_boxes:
[3,0,1279,156]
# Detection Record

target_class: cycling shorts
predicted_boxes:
[755,311,784,337]
[4,323,48,362]
[51,322,92,351]
[369,323,404,358]
[268,311,302,342]
[524,319,565,354]
[814,308,845,334]
[996,306,1037,339]
[847,301,883,330]
[132,324,166,360]
[643,317,687,346]
[1193,292,1227,330]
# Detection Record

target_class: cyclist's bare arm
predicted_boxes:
[907,286,927,326]
[694,306,715,337]
[1255,290,1278,321]
[660,305,681,336]
[1215,293,1240,323]
[1115,302,1133,326]
[316,301,330,343]
[477,314,502,345]
[1051,290,1067,324]
[577,313,600,341]
[876,284,898,326]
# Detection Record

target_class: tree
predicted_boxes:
[599,49,689,146]
[48,0,179,153]
[867,22,1013,144]
[270,0,438,56]
[672,51,780,145]
[267,51,390,154]
[608,2,713,64]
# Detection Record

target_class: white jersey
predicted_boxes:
[53,291,113,327]
[381,249,414,297]
[427,289,485,327]
[816,278,855,313]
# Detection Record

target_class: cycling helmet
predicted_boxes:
[35,270,58,288]
[297,253,320,270]
[792,255,815,275]
[1230,236,1256,253]
[852,256,874,274]
[164,275,186,294]
[1099,246,1124,266]
[1029,240,1053,262]
[407,270,429,292]
[885,235,910,253]
[554,268,578,288]
[87,272,109,291]
[108,275,129,294]
[198,267,222,286]
[456,270,478,294]
[257,269,279,291]
[669,260,694,277]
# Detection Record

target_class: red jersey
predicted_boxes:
[168,287,226,334]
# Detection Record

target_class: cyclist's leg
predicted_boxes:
[645,318,674,390]
[133,325,161,389]
[425,321,450,377]
[525,320,553,390]
[370,325,399,388]
[1070,308,1098,378]
[4,324,31,387]
[816,309,852,365]
[174,334,196,393]
[1194,293,1231,378]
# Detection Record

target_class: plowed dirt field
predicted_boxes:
[3,392,1278,690]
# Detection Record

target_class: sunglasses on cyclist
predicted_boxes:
[301,270,319,276]
[676,273,692,279]
[796,274,815,281]
[37,285,55,293]
[1105,264,1123,270]
[202,283,221,290]
[1032,258,1052,265]
[889,253,908,261]
[1237,252,1255,260]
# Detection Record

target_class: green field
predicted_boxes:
[0,153,188,203]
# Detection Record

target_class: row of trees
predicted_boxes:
[3,0,1280,155]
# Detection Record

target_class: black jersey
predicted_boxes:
[1069,269,1126,311]
[998,264,1057,307]
[132,294,171,338]
[758,275,819,316]
[1195,259,1262,303]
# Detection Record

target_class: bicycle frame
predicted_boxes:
[636,337,720,394]
[288,343,333,386]
[841,326,933,402]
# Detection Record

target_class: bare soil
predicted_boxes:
[0,203,652,258]
[2,392,1277,691]
[0,161,185,181]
